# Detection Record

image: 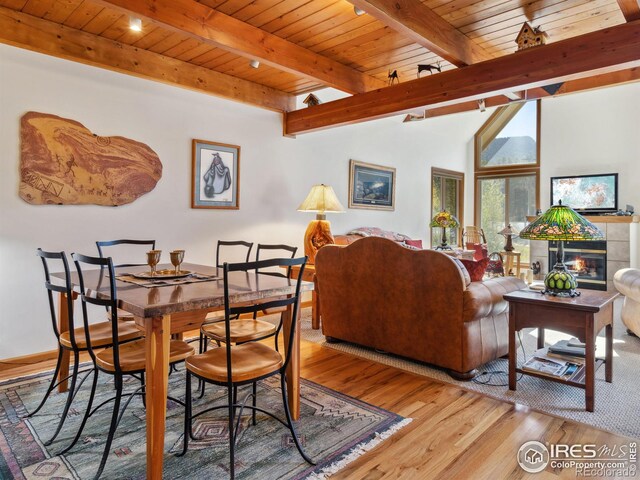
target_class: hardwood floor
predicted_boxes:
[0,337,633,479]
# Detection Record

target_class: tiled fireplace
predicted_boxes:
[529,216,639,292]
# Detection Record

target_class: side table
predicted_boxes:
[504,289,618,412]
[289,264,320,330]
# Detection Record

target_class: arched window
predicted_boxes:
[474,100,540,261]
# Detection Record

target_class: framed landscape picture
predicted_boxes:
[348,160,395,211]
[191,139,240,209]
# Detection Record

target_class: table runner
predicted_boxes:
[116,271,219,288]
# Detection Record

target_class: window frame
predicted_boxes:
[431,167,464,247]
[474,100,541,227]
[474,100,541,173]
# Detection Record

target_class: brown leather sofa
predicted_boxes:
[314,237,526,379]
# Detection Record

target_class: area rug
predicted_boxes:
[0,367,410,479]
[300,301,640,440]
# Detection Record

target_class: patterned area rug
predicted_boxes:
[301,301,640,439]
[0,367,410,479]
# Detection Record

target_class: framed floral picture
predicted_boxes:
[348,159,395,211]
[191,139,240,209]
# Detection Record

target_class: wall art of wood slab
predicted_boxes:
[19,112,162,206]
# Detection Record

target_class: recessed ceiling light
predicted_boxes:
[129,16,142,32]
[354,6,366,16]
[249,59,260,69]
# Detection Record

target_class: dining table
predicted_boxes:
[51,262,313,479]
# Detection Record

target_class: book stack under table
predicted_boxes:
[521,339,603,387]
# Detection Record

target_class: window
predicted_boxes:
[431,168,464,247]
[475,101,540,262]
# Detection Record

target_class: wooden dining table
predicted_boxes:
[52,262,312,479]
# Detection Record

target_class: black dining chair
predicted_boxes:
[96,239,156,321]
[178,256,313,479]
[197,240,254,349]
[72,252,194,479]
[26,249,143,453]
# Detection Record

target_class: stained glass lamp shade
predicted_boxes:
[430,211,460,250]
[519,201,604,297]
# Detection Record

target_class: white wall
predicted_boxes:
[0,45,485,358]
[540,83,640,211]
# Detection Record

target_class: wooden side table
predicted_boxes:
[501,251,521,277]
[504,289,618,412]
[289,264,320,330]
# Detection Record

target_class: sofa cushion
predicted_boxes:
[459,258,489,282]
[404,239,423,249]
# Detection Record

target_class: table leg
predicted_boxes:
[311,289,320,330]
[585,318,595,412]
[509,309,517,390]
[283,301,300,420]
[144,315,171,480]
[57,292,74,393]
[605,323,613,383]
[537,327,545,350]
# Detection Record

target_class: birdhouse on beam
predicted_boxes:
[302,93,321,107]
[515,22,548,51]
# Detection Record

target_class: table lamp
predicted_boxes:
[519,200,604,297]
[298,184,345,264]
[430,211,460,250]
[498,224,519,252]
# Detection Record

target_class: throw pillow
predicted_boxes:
[466,242,488,261]
[459,258,489,282]
[404,239,423,249]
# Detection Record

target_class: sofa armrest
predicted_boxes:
[463,277,526,322]
[614,268,640,300]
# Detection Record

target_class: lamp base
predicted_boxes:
[303,219,335,264]
[542,264,580,297]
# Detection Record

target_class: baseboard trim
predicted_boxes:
[0,301,313,368]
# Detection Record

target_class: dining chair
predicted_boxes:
[178,256,313,479]
[200,243,297,352]
[26,249,143,452]
[71,252,194,479]
[198,240,255,350]
[96,239,156,321]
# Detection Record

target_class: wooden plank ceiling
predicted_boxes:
[0,0,636,124]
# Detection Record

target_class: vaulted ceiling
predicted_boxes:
[1,0,639,133]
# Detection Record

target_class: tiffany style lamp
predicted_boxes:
[519,201,604,297]
[430,211,460,250]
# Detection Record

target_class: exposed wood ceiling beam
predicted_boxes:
[285,21,640,135]
[0,7,294,112]
[617,0,640,21]
[98,0,386,94]
[349,0,492,66]
[423,68,640,118]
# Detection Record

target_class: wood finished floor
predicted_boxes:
[0,339,633,479]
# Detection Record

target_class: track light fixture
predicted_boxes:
[249,59,260,69]
[354,6,366,16]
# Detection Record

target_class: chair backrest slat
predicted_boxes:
[96,239,156,268]
[256,243,298,278]
[216,240,253,268]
